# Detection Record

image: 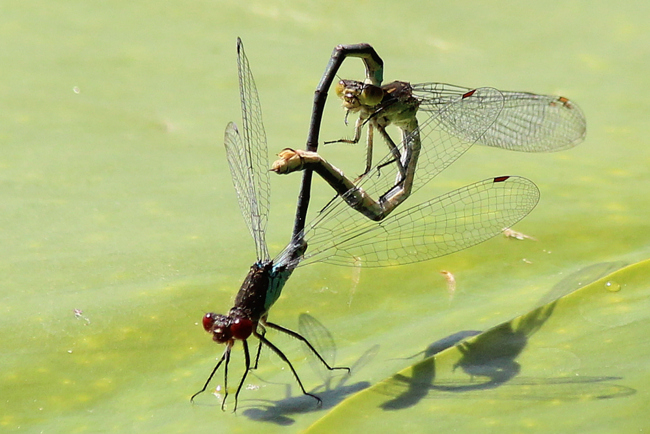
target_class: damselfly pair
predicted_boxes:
[191,38,585,410]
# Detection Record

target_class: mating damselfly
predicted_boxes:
[193,40,546,411]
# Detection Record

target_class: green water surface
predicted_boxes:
[1,0,649,432]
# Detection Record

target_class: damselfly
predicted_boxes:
[272,66,585,221]
[193,39,540,411]
[191,38,349,412]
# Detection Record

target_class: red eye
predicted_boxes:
[231,318,253,340]
[202,313,216,332]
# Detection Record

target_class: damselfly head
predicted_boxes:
[335,79,383,111]
[201,312,232,343]
[201,312,254,343]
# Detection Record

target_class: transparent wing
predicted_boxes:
[298,313,337,387]
[346,87,505,206]
[413,83,586,152]
[273,87,505,266]
[224,122,269,260]
[278,176,538,268]
[224,38,271,261]
[273,88,514,268]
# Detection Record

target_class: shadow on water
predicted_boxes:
[379,261,635,410]
[242,376,372,425]
[242,313,379,425]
